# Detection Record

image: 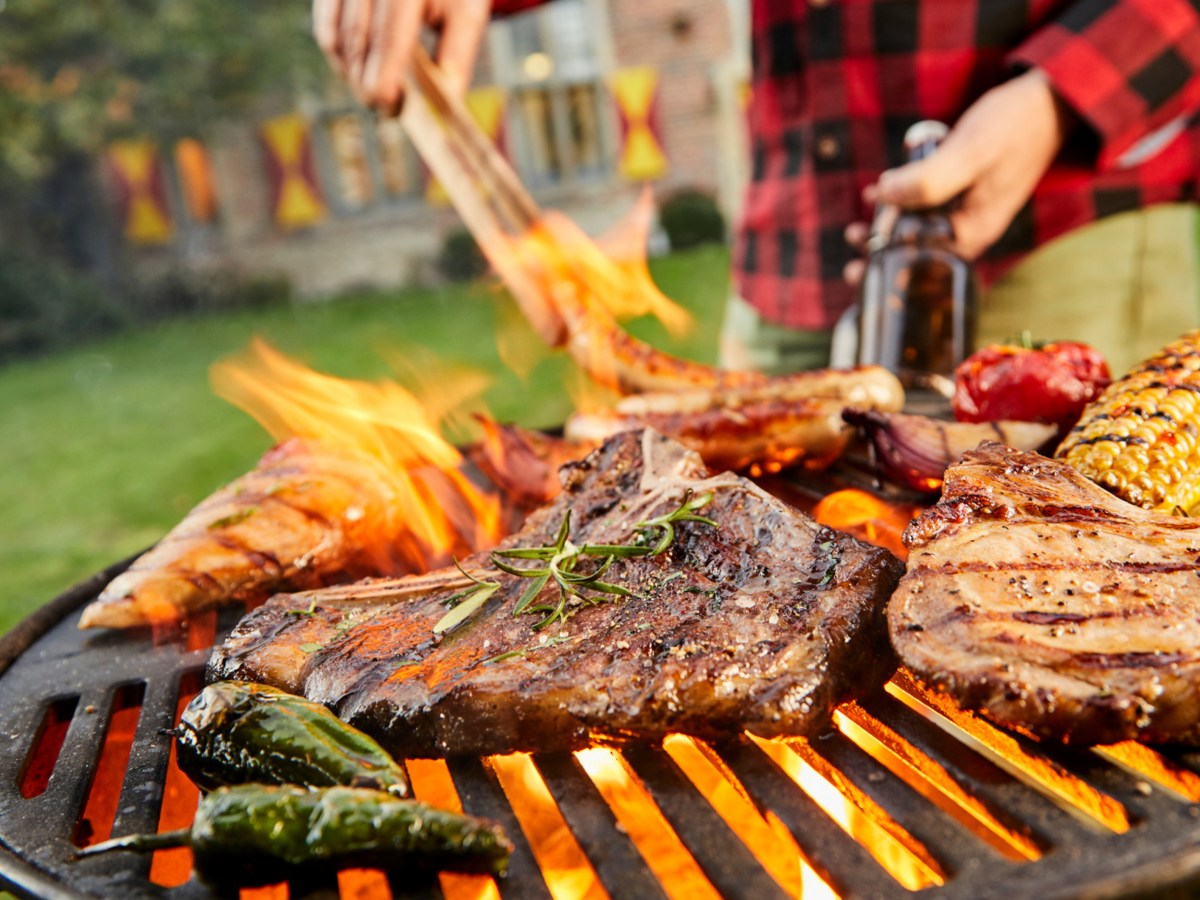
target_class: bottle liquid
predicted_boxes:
[857,120,977,388]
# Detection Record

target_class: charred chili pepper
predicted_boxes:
[173,681,409,796]
[78,784,513,890]
[952,340,1111,435]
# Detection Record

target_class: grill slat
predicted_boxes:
[858,692,1099,848]
[718,737,902,899]
[111,677,179,845]
[811,727,994,878]
[533,751,669,899]
[27,692,108,860]
[1044,743,1188,822]
[622,744,789,900]
[445,756,553,900]
[7,565,1200,899]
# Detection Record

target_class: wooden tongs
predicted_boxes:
[400,47,567,346]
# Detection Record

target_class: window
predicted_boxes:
[326,113,374,210]
[316,109,425,213]
[490,0,614,189]
[375,117,422,198]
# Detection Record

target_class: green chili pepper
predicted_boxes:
[173,681,409,797]
[78,785,513,889]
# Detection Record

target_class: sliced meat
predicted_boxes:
[890,442,1200,745]
[210,430,903,757]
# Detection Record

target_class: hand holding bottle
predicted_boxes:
[855,121,976,382]
[873,69,1073,260]
[845,68,1075,284]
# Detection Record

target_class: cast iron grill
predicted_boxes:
[5,558,1200,899]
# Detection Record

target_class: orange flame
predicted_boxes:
[749,735,944,892]
[406,758,502,900]
[833,702,1042,862]
[575,748,721,900]
[488,193,696,394]
[488,754,607,900]
[593,189,692,334]
[886,670,1131,833]
[210,338,504,571]
[662,734,835,898]
[507,191,691,334]
[813,490,918,560]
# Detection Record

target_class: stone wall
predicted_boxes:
[120,0,744,300]
[609,0,733,196]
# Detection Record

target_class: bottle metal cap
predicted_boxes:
[903,120,949,161]
[903,120,949,149]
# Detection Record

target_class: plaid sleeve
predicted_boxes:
[491,0,546,15]
[1009,0,1200,170]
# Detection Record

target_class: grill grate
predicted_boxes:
[4,560,1200,899]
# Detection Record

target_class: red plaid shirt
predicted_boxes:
[735,0,1200,330]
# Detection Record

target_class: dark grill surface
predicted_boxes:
[5,560,1200,899]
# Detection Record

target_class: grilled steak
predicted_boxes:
[890,442,1200,745]
[210,430,903,756]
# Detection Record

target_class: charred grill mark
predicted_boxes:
[1072,651,1193,669]
[186,569,225,596]
[1026,504,1126,522]
[210,533,285,575]
[1012,611,1117,625]
[263,490,341,531]
[951,492,1008,514]
[913,558,1195,577]
[943,603,974,624]
[212,486,344,533]
[1070,434,1151,447]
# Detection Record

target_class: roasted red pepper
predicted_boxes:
[952,341,1111,433]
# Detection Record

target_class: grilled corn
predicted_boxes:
[1056,330,1200,514]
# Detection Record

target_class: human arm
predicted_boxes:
[869,67,1073,262]
[312,0,545,114]
[864,0,1200,263]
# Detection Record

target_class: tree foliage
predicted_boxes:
[0,0,324,185]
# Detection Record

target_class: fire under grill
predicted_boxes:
[7,554,1200,900]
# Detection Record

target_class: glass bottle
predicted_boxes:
[857,121,977,387]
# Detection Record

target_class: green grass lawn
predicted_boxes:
[0,245,730,635]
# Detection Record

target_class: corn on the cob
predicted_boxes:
[1056,330,1200,515]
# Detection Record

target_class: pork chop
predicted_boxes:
[210,430,903,756]
[890,442,1200,745]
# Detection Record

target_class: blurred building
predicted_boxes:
[107,0,750,298]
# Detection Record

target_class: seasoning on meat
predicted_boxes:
[79,438,417,629]
[891,442,1200,745]
[210,429,904,757]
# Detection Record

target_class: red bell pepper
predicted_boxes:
[952,341,1111,433]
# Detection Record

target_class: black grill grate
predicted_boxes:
[4,561,1200,899]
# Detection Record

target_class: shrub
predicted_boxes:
[0,248,128,363]
[659,188,726,251]
[130,270,292,322]
[437,228,488,282]
[0,250,292,364]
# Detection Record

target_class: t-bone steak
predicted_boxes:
[210,429,903,756]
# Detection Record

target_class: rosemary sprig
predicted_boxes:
[432,560,501,635]
[431,491,717,635]
[490,490,717,630]
[286,597,319,617]
[482,634,573,665]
